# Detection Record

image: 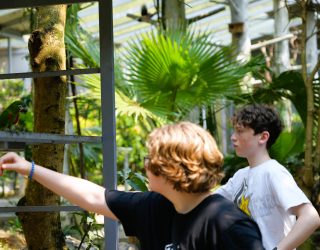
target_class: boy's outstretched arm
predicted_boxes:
[277,203,320,250]
[0,152,118,221]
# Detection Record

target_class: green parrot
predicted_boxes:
[0,100,28,130]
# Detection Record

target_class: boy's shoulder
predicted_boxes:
[251,159,297,184]
[234,166,250,176]
[259,159,289,173]
[206,194,260,226]
[249,159,287,173]
[233,160,293,181]
[202,194,247,217]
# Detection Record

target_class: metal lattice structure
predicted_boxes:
[0,0,307,50]
[0,0,117,249]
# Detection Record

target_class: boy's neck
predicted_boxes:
[167,190,212,214]
[247,151,271,168]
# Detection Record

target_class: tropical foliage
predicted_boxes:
[65,5,149,191]
[64,4,258,190]
[64,4,320,210]
[123,30,248,121]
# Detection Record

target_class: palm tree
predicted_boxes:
[123,29,250,122]
[64,5,263,189]
[66,20,252,123]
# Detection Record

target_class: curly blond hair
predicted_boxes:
[146,121,224,193]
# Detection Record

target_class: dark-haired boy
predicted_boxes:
[215,104,320,250]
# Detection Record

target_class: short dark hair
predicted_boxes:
[232,104,283,149]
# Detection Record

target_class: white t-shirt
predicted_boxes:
[215,159,310,250]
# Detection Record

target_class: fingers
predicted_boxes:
[1,163,19,171]
[0,152,22,175]
[0,152,19,164]
[0,164,3,176]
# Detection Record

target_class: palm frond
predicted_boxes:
[124,29,249,117]
[115,90,170,123]
[65,4,99,67]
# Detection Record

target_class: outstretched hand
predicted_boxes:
[0,152,31,176]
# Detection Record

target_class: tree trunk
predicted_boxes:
[273,0,290,74]
[296,3,320,249]
[221,0,250,154]
[18,5,68,250]
[298,1,317,198]
[228,0,251,62]
[273,0,292,129]
[162,0,186,32]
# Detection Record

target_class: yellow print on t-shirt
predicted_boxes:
[234,179,252,216]
[239,195,251,216]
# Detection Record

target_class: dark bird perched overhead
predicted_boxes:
[0,100,28,130]
[138,4,156,22]
[126,4,157,25]
[141,4,148,16]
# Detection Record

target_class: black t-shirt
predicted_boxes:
[106,190,265,250]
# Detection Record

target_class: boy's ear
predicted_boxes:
[259,131,270,145]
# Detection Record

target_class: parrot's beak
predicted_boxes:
[19,106,28,113]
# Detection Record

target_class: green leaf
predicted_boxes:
[270,125,305,164]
